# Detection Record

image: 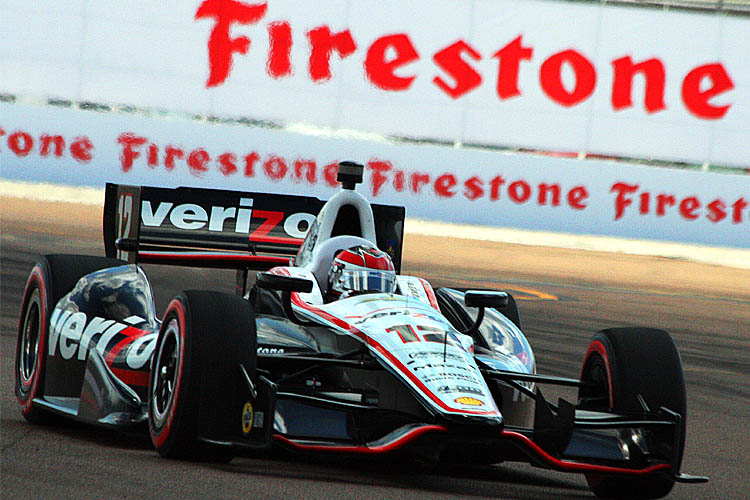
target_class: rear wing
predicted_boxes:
[103,183,405,272]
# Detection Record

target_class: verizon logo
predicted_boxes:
[142,199,254,232]
[141,199,315,239]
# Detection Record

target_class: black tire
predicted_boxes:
[15,254,125,423]
[579,328,686,500]
[148,290,257,462]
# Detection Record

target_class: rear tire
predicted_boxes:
[579,328,686,500]
[148,290,257,462]
[15,254,125,423]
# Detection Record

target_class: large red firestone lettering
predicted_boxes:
[489,176,505,201]
[117,133,147,171]
[70,137,94,163]
[244,152,260,176]
[707,199,726,223]
[568,186,588,210]
[187,149,210,176]
[218,152,238,175]
[147,144,159,167]
[679,196,700,220]
[323,162,340,187]
[195,0,268,87]
[264,155,287,180]
[307,26,356,82]
[164,146,184,170]
[611,56,666,113]
[508,180,531,203]
[732,198,748,223]
[681,63,734,119]
[611,182,638,220]
[393,171,406,191]
[493,35,533,99]
[294,159,316,183]
[267,21,292,78]
[8,132,33,156]
[40,135,65,157]
[433,40,482,99]
[656,194,675,216]
[365,34,419,91]
[368,160,392,196]
[540,49,596,107]
[464,176,484,200]
[410,173,430,194]
[538,183,561,206]
[434,174,457,197]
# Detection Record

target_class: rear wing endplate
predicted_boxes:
[103,183,405,272]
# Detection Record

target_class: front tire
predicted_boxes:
[579,328,686,500]
[148,290,257,461]
[15,255,125,423]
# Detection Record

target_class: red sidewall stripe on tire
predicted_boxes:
[17,266,47,415]
[151,298,186,449]
[582,340,614,408]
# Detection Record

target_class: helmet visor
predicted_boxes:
[336,270,397,294]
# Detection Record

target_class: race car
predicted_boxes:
[15,161,706,499]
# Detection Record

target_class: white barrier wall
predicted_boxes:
[2,102,748,248]
[1,0,747,167]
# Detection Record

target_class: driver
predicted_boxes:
[327,245,397,301]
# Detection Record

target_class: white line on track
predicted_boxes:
[2,179,748,269]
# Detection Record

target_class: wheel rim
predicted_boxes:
[580,354,611,409]
[151,319,180,426]
[19,289,42,390]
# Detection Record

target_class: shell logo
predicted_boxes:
[454,396,484,406]
[241,401,254,434]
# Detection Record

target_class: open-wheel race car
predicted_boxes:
[15,162,706,499]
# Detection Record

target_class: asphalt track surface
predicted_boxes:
[2,198,748,500]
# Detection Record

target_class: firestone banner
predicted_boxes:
[2,102,748,248]
[1,0,747,167]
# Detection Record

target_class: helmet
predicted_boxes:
[328,245,396,299]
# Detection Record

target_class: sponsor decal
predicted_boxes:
[257,347,285,354]
[48,308,156,369]
[408,351,462,362]
[454,396,484,407]
[241,401,254,435]
[253,411,264,429]
[140,197,315,240]
[422,373,481,385]
[438,385,484,396]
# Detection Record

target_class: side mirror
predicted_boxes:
[464,290,509,309]
[255,272,313,293]
[459,290,509,336]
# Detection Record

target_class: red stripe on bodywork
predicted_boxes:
[275,427,673,477]
[501,431,672,475]
[273,425,447,454]
[418,278,439,310]
[111,368,150,386]
[105,326,150,365]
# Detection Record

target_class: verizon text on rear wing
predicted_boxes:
[103,184,405,271]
